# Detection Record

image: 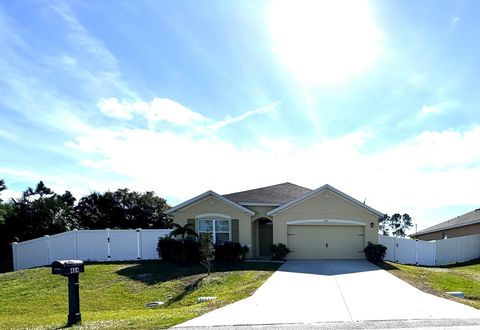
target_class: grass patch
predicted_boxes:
[377,259,480,309]
[0,261,279,329]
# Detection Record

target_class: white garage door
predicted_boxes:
[287,225,365,259]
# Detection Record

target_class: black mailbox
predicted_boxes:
[52,260,84,276]
[51,260,84,326]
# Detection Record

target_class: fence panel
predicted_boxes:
[14,236,49,270]
[77,230,109,261]
[48,231,77,262]
[378,235,396,262]
[109,230,139,261]
[435,238,457,265]
[395,238,417,264]
[141,229,170,259]
[416,240,435,266]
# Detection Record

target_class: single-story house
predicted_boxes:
[166,183,383,259]
[411,208,480,241]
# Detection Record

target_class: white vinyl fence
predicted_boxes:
[379,234,480,266]
[12,229,171,271]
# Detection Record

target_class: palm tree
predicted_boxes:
[169,223,198,262]
[169,223,198,241]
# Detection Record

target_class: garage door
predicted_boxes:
[287,225,365,259]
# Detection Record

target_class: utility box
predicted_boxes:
[51,260,84,326]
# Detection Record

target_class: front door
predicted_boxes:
[259,219,273,256]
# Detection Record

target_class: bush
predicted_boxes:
[157,237,200,262]
[200,234,215,274]
[364,242,387,262]
[215,242,249,261]
[271,243,290,261]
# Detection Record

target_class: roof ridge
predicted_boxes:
[223,182,311,196]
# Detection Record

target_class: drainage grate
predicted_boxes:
[146,301,164,308]
[446,291,465,299]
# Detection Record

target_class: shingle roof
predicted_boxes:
[223,182,311,205]
[414,208,480,236]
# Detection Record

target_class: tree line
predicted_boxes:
[0,179,171,262]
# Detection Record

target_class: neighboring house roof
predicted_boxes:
[165,190,255,216]
[413,208,480,237]
[223,182,311,205]
[266,184,384,217]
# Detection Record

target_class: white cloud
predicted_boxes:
[67,124,480,229]
[97,97,278,130]
[97,97,206,126]
[98,98,135,120]
[148,98,205,125]
[419,100,457,117]
[209,102,279,130]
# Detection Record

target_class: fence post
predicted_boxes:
[12,242,18,271]
[45,235,51,265]
[106,229,111,261]
[394,237,397,263]
[74,229,79,259]
[136,229,142,260]
[415,239,419,266]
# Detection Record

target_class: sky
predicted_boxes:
[0,0,479,233]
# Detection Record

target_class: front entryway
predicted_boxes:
[258,219,273,257]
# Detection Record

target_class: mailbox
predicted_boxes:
[51,260,84,326]
[51,260,84,276]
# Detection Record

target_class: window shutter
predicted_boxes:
[231,219,239,242]
[187,219,195,231]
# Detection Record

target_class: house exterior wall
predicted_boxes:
[272,188,379,250]
[415,223,480,241]
[171,196,253,256]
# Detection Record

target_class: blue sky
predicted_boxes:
[1,0,479,231]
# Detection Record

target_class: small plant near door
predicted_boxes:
[271,243,290,261]
[364,242,387,262]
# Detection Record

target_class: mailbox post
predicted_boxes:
[51,260,84,326]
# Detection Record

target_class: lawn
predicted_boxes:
[0,261,280,329]
[379,259,480,309]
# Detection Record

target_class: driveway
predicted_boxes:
[177,260,480,327]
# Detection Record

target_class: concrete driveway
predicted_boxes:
[177,260,480,327]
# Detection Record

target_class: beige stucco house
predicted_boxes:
[166,183,383,259]
[411,208,480,241]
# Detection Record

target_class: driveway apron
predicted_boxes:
[177,260,480,327]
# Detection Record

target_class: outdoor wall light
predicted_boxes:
[370,222,374,228]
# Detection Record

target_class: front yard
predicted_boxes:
[379,259,480,309]
[0,261,279,329]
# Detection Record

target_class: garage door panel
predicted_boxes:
[287,225,365,259]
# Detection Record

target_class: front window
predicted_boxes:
[198,218,230,244]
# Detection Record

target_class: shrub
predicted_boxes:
[271,243,290,261]
[215,242,249,261]
[364,242,387,262]
[200,234,215,274]
[157,237,200,262]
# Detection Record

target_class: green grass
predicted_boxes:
[379,259,480,309]
[0,261,280,329]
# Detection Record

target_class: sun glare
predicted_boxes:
[269,0,383,85]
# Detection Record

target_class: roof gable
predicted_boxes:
[223,182,311,205]
[166,190,255,215]
[266,184,384,217]
[414,208,480,236]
